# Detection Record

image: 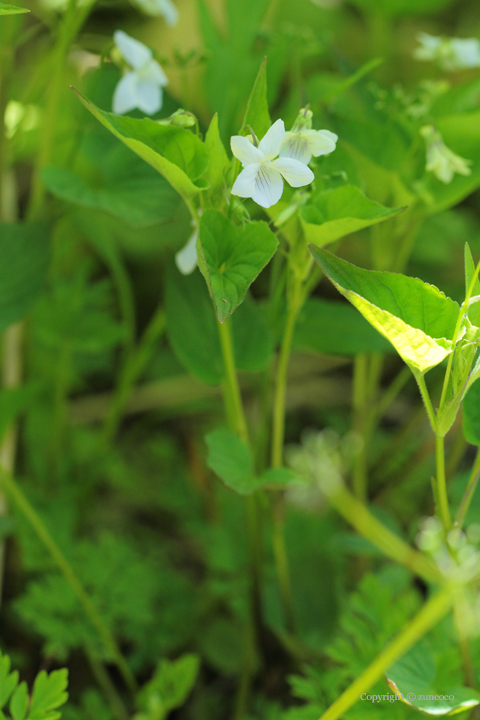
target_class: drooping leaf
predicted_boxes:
[197,210,278,323]
[387,640,480,716]
[165,269,273,385]
[0,2,29,12]
[309,248,460,375]
[300,185,404,247]
[241,57,271,138]
[28,669,68,720]
[0,222,50,333]
[72,89,207,199]
[293,298,392,356]
[463,379,480,446]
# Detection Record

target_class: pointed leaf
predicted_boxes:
[465,243,480,327]
[310,248,460,375]
[300,185,404,247]
[204,114,229,196]
[197,210,278,323]
[0,3,29,12]
[0,652,18,708]
[28,669,68,720]
[240,57,271,138]
[463,379,480,446]
[10,683,28,720]
[72,89,207,199]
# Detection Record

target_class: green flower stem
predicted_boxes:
[85,642,129,720]
[352,354,369,501]
[435,434,452,531]
[217,318,248,442]
[102,306,166,446]
[271,495,295,634]
[455,447,480,529]
[452,591,475,687]
[326,483,443,586]
[414,373,437,432]
[0,469,138,695]
[318,588,452,720]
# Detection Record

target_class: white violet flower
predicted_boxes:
[132,0,178,24]
[113,30,168,115]
[279,107,338,165]
[421,125,472,184]
[414,33,480,71]
[175,212,202,275]
[230,119,315,209]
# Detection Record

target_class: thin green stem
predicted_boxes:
[0,469,138,694]
[452,592,475,687]
[318,589,452,720]
[85,643,129,720]
[352,354,369,501]
[218,319,248,442]
[414,373,437,432]
[435,434,451,531]
[271,495,295,634]
[455,448,480,529]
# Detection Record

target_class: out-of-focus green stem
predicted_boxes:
[435,434,451,531]
[318,589,452,720]
[218,318,248,442]
[352,354,369,501]
[415,373,437,432]
[456,448,480,529]
[1,469,138,694]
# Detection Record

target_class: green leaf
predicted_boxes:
[306,58,382,105]
[42,156,179,229]
[300,185,404,246]
[463,379,480,446]
[206,429,254,494]
[197,210,278,323]
[241,57,271,138]
[28,669,68,720]
[293,298,392,355]
[465,243,480,327]
[0,222,50,333]
[10,682,28,720]
[309,248,460,375]
[137,654,199,716]
[204,114,229,196]
[0,652,18,708]
[387,641,480,716]
[0,2,29,12]
[350,0,454,16]
[72,89,207,199]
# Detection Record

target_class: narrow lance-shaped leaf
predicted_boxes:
[309,247,460,375]
[72,88,208,199]
[0,2,29,12]
[197,209,278,323]
[240,57,271,138]
[464,242,480,327]
[300,185,405,247]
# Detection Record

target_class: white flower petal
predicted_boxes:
[304,129,338,156]
[175,231,198,275]
[158,0,178,24]
[450,38,480,68]
[231,163,262,198]
[142,59,169,86]
[414,32,442,61]
[251,164,284,208]
[258,119,285,160]
[279,133,312,164]
[136,79,162,114]
[271,157,315,188]
[230,135,264,166]
[112,72,138,114]
[114,30,152,69]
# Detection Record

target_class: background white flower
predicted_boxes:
[175,213,202,275]
[421,125,472,184]
[280,128,337,165]
[414,32,480,71]
[131,0,178,25]
[113,30,168,115]
[230,120,314,209]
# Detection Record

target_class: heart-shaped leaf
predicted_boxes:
[301,185,404,246]
[72,89,207,200]
[310,248,460,375]
[197,209,278,323]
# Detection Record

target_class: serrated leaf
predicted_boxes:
[241,57,271,138]
[387,641,480,716]
[197,210,278,323]
[463,379,480,446]
[28,669,68,720]
[0,653,18,708]
[300,185,404,247]
[72,89,207,199]
[0,222,50,333]
[293,298,392,355]
[10,682,28,720]
[0,2,29,12]
[309,248,460,375]
[464,243,480,327]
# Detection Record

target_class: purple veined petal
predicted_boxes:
[114,30,152,70]
[251,163,284,208]
[258,119,286,160]
[136,79,162,114]
[175,231,198,275]
[279,132,312,164]
[271,157,315,188]
[231,163,263,198]
[230,136,264,166]
[112,72,139,114]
